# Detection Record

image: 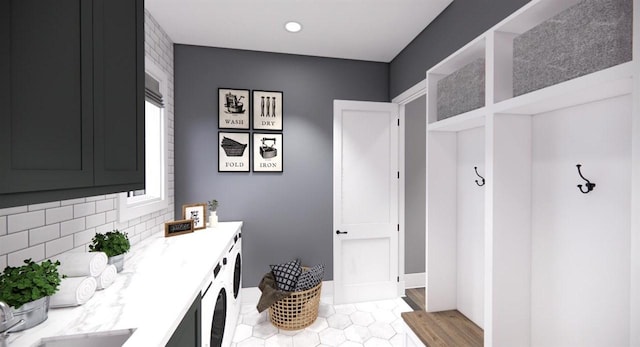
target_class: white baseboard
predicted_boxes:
[241,280,334,306]
[404,272,426,289]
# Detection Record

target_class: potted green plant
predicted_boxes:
[0,259,62,331]
[89,230,131,272]
[207,199,219,227]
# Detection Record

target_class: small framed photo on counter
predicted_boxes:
[164,219,194,238]
[219,132,250,172]
[219,88,250,129]
[253,90,283,131]
[253,133,283,172]
[182,203,207,230]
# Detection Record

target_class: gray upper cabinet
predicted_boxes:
[0,0,144,208]
[94,0,145,187]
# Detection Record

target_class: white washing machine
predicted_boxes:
[201,251,232,347]
[225,230,242,339]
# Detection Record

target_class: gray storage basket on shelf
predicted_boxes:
[513,0,632,97]
[436,57,486,121]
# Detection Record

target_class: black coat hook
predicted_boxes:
[576,164,596,194]
[474,166,485,186]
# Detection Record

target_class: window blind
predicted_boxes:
[145,72,164,107]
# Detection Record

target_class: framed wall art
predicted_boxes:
[164,219,194,238]
[219,132,250,172]
[253,90,283,131]
[253,133,283,172]
[182,203,207,230]
[219,88,250,129]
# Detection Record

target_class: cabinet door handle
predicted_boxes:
[336,230,348,235]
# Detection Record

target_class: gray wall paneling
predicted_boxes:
[174,45,389,287]
[404,95,426,274]
[389,0,530,98]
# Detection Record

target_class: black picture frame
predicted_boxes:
[219,88,250,129]
[252,90,283,131]
[219,132,250,172]
[253,133,283,172]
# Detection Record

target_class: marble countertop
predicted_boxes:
[8,221,243,347]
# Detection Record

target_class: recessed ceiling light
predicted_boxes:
[284,21,302,33]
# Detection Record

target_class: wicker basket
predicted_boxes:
[269,281,322,330]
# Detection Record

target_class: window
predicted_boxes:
[118,59,169,222]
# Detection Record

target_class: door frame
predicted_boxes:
[391,79,427,296]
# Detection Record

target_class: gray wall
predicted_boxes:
[389,0,530,98]
[174,45,389,287]
[405,95,426,274]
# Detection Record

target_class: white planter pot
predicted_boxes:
[209,211,218,228]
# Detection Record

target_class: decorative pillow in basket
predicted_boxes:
[268,260,324,330]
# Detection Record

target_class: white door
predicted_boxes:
[333,100,400,304]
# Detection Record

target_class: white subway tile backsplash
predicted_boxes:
[0,206,28,217]
[96,199,114,213]
[29,224,60,245]
[61,197,86,206]
[0,255,6,271]
[129,233,141,246]
[45,236,74,258]
[74,228,96,247]
[106,210,117,223]
[96,222,114,234]
[122,226,135,236]
[114,221,128,230]
[0,231,28,255]
[145,219,156,231]
[0,216,6,236]
[134,223,146,235]
[140,229,151,240]
[74,202,96,218]
[8,244,45,267]
[154,216,165,226]
[60,218,85,236]
[28,201,61,211]
[46,206,73,224]
[86,213,106,229]
[8,210,45,233]
[105,193,119,199]
[86,195,106,202]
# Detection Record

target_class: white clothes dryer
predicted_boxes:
[225,230,242,339]
[201,252,232,347]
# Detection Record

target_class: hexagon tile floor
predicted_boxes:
[232,296,414,347]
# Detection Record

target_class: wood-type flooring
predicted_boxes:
[402,288,483,347]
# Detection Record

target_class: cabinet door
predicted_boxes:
[167,294,202,347]
[0,0,94,194]
[93,0,144,188]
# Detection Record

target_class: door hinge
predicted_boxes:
[397,171,400,179]
[397,118,400,126]
[397,224,400,231]
[397,276,400,282]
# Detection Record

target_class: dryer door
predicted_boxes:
[233,253,241,299]
[210,288,227,347]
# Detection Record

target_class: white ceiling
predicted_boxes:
[145,0,453,63]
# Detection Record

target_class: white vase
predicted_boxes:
[209,211,218,228]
